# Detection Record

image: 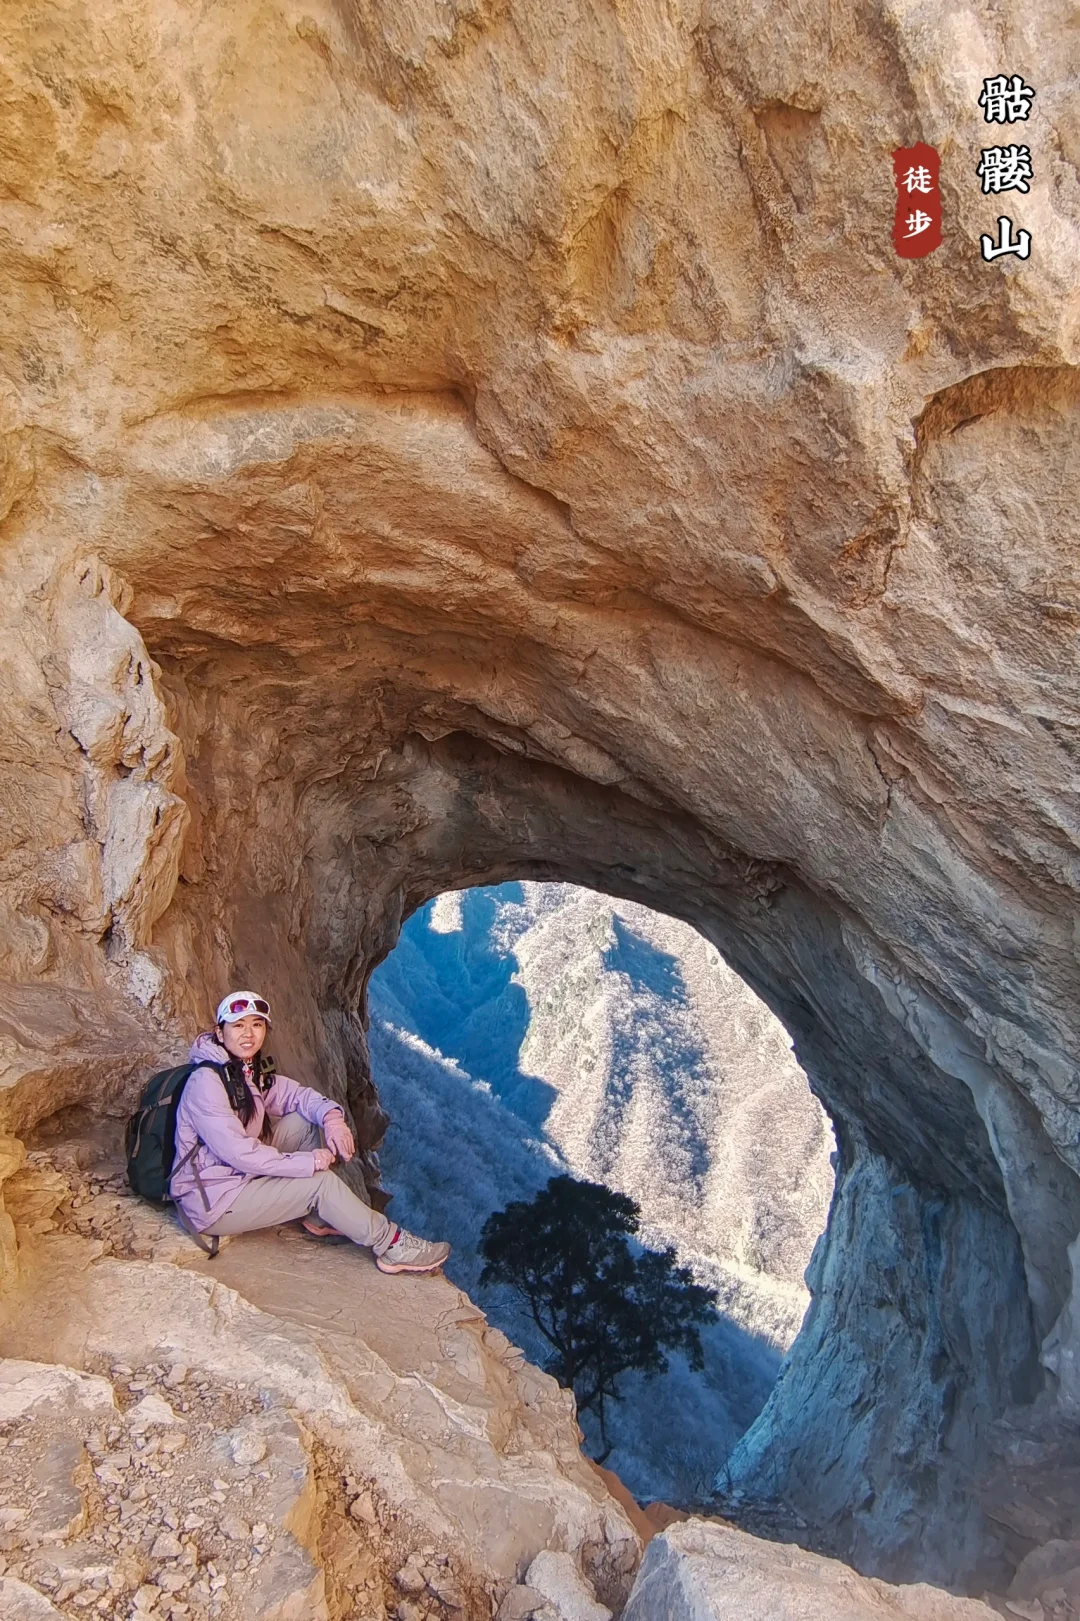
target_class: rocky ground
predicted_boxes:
[9,1147,194,1265]
[0,1358,338,1621]
[0,1132,641,1621]
[622,1522,1006,1621]
[4,1136,1080,1621]
[0,1341,492,1621]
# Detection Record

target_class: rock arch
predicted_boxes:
[2,0,1079,1595]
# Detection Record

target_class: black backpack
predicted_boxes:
[125,1062,226,1255]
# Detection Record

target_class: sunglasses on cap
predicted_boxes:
[215,991,273,1026]
[225,996,269,1017]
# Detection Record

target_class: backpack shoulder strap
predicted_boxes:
[187,1059,227,1081]
[172,1141,201,1177]
[173,1201,221,1259]
[172,1061,228,1249]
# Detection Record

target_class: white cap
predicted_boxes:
[215,990,272,1027]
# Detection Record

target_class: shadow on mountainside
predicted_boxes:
[603,914,689,1001]
[372,885,557,1129]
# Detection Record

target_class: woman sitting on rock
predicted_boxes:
[170,990,450,1274]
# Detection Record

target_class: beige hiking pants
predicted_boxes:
[204,1112,393,1250]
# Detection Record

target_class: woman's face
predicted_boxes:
[219,1016,267,1061]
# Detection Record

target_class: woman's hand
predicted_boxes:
[312,1147,336,1172]
[323,1112,355,1161]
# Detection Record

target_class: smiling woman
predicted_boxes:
[167,987,451,1274]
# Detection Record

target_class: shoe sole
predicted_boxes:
[375,1253,451,1275]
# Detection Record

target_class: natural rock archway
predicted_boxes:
[2,0,1080,1597]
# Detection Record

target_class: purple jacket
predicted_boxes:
[171,1033,343,1231]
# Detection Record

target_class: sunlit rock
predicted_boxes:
[622,1521,1001,1621]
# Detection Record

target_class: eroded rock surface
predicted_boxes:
[622,1521,1002,1621]
[0,1137,639,1621]
[0,1358,329,1621]
[1,0,1079,1592]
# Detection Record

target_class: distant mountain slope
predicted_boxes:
[368,881,834,1502]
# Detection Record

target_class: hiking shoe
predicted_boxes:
[374,1225,450,1275]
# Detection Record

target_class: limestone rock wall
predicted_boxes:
[718,1139,1040,1585]
[2,0,1079,1589]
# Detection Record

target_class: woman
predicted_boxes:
[170,990,450,1274]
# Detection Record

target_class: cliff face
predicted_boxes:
[2,0,1080,1590]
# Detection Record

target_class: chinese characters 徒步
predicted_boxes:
[978,75,1035,262]
[891,143,942,259]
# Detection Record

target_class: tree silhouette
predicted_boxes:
[479,1175,718,1458]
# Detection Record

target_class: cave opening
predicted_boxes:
[366,879,835,1510]
[70,592,1069,1598]
[4,558,1076,1597]
[2,369,1077,1598]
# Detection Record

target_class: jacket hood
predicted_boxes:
[189,1031,230,1065]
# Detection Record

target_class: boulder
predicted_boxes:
[524,1552,611,1621]
[1009,1539,1080,1610]
[621,1521,1001,1621]
[0,1579,67,1620]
